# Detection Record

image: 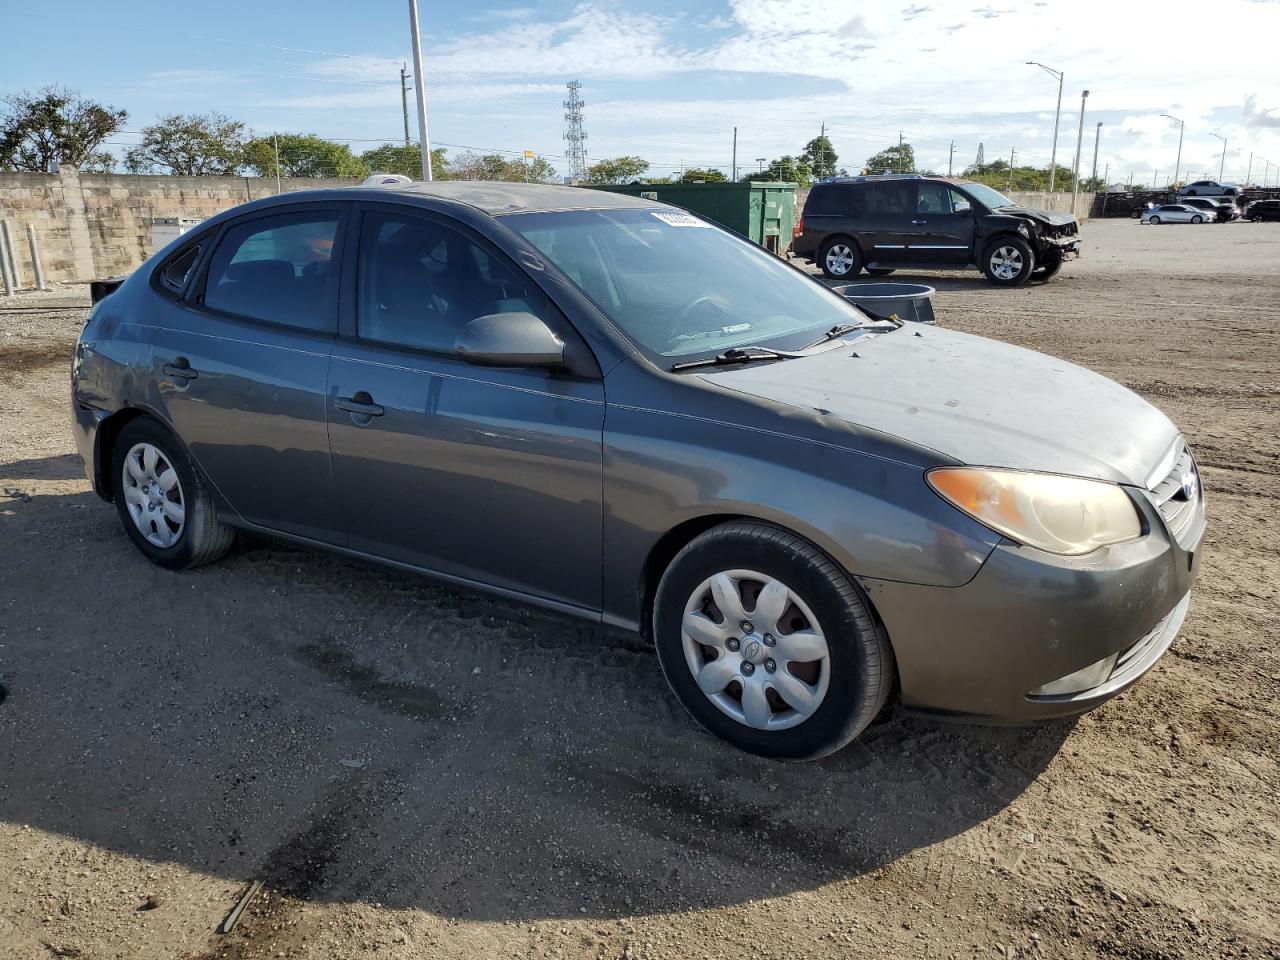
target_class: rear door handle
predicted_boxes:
[162,357,198,381]
[336,392,385,418]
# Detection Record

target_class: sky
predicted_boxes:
[5,0,1280,186]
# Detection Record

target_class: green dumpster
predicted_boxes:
[585,181,797,253]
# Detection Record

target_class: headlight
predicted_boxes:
[927,467,1142,556]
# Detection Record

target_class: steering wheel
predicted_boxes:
[668,294,732,343]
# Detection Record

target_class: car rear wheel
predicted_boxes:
[1253,214,1265,223]
[653,521,894,760]
[819,238,861,280]
[1149,216,1161,225]
[111,417,234,570]
[981,237,1035,286]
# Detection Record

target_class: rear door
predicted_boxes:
[325,203,605,612]
[860,181,917,265]
[902,182,976,265]
[149,204,348,544]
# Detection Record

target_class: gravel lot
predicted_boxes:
[1,218,1278,960]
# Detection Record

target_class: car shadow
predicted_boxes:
[0,452,85,481]
[0,471,1072,928]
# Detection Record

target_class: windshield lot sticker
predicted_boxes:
[652,211,710,227]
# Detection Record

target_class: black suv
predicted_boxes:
[1244,199,1280,222]
[794,174,1081,286]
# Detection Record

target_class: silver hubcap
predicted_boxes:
[825,243,854,275]
[990,246,1024,280]
[121,442,185,548]
[681,569,830,731]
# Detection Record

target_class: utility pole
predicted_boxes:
[400,63,411,147]
[1246,152,1252,186]
[1070,89,1089,214]
[272,134,282,193]
[407,0,433,180]
[1090,121,1102,188]
[1027,62,1064,192]
[1161,114,1184,189]
[756,157,766,173]
[948,141,954,177]
[818,122,826,178]
[1101,161,1110,216]
[1008,147,1015,191]
[731,126,737,181]
[1211,133,1227,182]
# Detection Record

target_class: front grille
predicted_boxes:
[1148,443,1201,546]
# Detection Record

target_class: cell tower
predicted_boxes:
[974,142,985,169]
[563,81,587,182]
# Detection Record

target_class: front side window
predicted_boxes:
[505,208,872,361]
[357,211,548,353]
[917,184,973,214]
[203,212,340,331]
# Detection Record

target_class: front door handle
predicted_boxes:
[162,357,198,381]
[911,219,927,225]
[336,391,385,418]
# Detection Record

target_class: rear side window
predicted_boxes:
[867,182,913,214]
[805,184,863,216]
[157,244,202,295]
[202,211,341,332]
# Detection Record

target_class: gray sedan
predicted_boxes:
[1141,204,1209,224]
[71,182,1203,760]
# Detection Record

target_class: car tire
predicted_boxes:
[652,521,895,761]
[110,416,234,570]
[818,237,861,280]
[1253,214,1264,223]
[1149,216,1161,225]
[1191,215,1203,224]
[866,267,896,277]
[980,236,1036,286]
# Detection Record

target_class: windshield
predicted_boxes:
[961,182,1015,210]
[501,208,872,360]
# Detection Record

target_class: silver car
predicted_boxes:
[1141,204,1208,224]
[71,182,1204,760]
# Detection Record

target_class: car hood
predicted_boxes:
[995,206,1078,227]
[700,325,1178,487]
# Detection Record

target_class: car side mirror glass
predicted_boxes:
[953,200,971,213]
[454,312,565,368]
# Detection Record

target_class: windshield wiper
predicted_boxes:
[670,345,799,371]
[800,318,898,350]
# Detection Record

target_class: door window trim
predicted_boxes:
[187,202,351,336]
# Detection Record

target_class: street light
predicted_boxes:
[1161,114,1184,190]
[1027,62,1065,193]
[407,0,433,181]
[756,157,767,173]
[1210,133,1227,183]
[1070,89,1090,213]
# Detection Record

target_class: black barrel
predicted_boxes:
[830,282,936,324]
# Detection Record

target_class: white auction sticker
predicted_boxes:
[652,211,709,227]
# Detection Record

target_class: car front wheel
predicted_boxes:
[1033,252,1064,281]
[1149,215,1161,225]
[110,416,234,570]
[653,521,894,760]
[981,237,1035,286]
[1191,215,1204,224]
[819,237,861,280]
[1254,214,1265,222]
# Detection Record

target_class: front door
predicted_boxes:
[902,182,975,266]
[150,204,348,544]
[326,206,605,613]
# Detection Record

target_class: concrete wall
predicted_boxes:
[0,169,359,286]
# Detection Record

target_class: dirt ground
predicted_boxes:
[1,218,1277,960]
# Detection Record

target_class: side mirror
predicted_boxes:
[455,312,565,368]
[953,200,972,213]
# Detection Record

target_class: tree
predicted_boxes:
[124,113,245,176]
[448,151,557,182]
[864,143,914,174]
[679,167,727,183]
[801,135,841,179]
[743,155,813,187]
[585,155,650,184]
[360,143,449,180]
[243,133,368,179]
[0,86,126,172]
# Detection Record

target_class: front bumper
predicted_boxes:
[861,478,1203,722]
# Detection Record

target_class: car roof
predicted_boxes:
[344,180,657,216]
